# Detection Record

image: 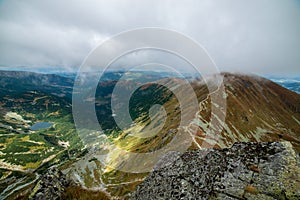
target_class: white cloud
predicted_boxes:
[0,0,299,75]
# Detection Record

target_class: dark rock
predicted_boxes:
[29,167,75,200]
[131,142,300,200]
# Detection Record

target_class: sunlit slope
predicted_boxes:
[214,73,300,150]
[67,73,300,198]
[111,73,300,154]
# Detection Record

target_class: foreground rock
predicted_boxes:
[131,142,300,200]
[29,167,74,200]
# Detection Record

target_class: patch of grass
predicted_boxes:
[62,186,111,200]
[24,161,41,169]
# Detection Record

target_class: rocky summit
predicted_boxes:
[131,142,300,200]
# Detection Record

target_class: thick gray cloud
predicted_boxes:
[0,0,299,75]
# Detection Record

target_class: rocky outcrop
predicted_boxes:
[131,142,300,200]
[29,167,74,200]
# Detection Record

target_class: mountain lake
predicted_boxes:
[30,122,53,131]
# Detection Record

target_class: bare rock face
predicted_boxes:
[29,167,74,200]
[131,142,300,200]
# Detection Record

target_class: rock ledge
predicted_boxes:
[131,142,300,200]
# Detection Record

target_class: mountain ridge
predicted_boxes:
[0,70,300,199]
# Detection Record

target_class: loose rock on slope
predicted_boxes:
[131,142,300,200]
[29,167,74,200]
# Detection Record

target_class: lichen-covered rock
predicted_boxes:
[29,167,74,200]
[131,142,300,200]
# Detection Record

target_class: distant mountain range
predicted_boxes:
[1,68,299,93]
[268,77,300,94]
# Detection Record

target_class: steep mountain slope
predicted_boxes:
[65,73,300,199]
[103,73,300,157]
[1,71,299,199]
[200,73,300,150]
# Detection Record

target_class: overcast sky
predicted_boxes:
[0,0,300,76]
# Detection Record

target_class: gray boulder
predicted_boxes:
[131,142,300,200]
